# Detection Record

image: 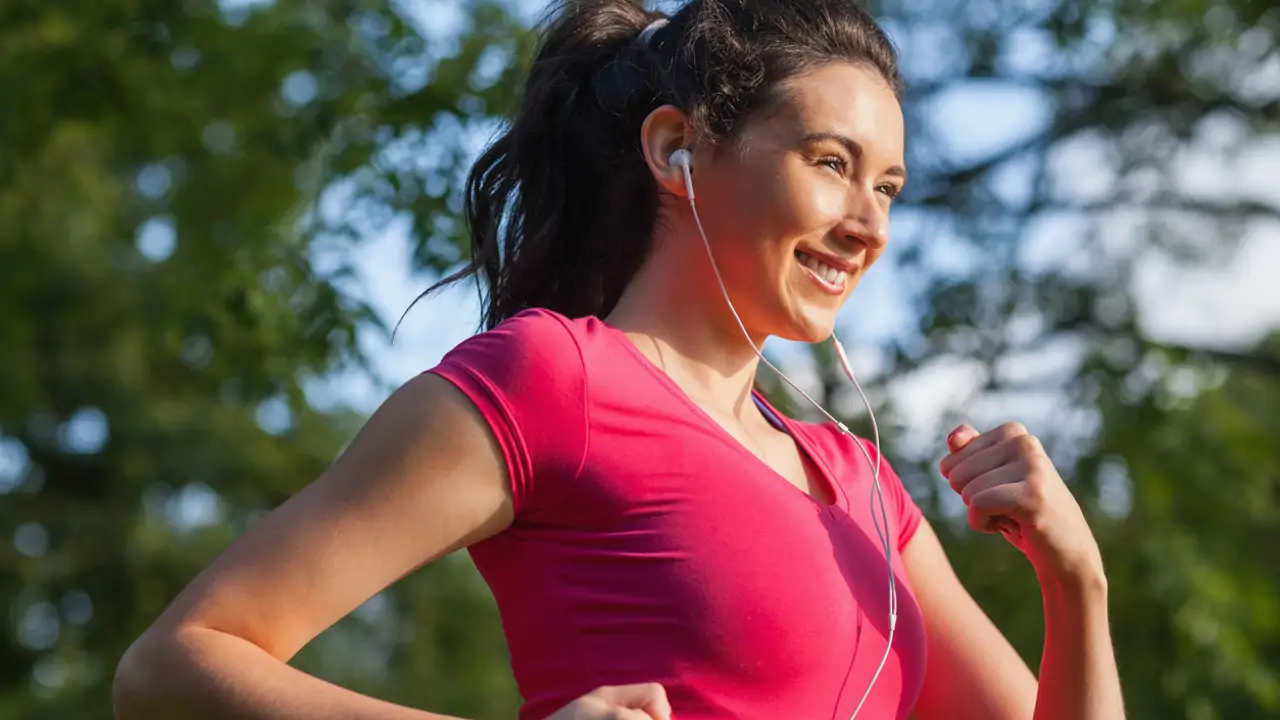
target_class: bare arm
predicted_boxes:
[904,519,1122,720]
[1032,566,1120,720]
[903,519,1038,720]
[112,373,514,720]
[926,422,1125,720]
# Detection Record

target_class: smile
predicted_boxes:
[795,249,850,295]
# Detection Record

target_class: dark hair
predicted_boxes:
[422,0,902,331]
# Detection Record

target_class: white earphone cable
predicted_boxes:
[676,152,896,720]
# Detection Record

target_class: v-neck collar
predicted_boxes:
[599,320,848,512]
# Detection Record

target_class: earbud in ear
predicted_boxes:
[668,148,695,199]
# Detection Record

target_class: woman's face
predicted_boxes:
[688,62,905,344]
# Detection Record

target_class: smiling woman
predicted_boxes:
[630,62,907,343]
[113,2,1124,720]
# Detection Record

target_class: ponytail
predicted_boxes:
[427,0,667,330]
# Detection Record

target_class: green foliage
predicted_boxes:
[1087,337,1280,718]
[0,0,1275,719]
[0,0,526,717]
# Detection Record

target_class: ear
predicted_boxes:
[640,105,695,197]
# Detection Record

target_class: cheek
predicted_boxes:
[698,170,759,235]
[798,181,848,225]
[774,170,850,243]
[702,164,843,269]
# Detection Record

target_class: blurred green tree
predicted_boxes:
[1,0,1276,719]
[0,0,530,717]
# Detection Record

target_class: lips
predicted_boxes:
[795,249,853,293]
[796,250,848,284]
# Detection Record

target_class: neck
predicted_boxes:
[605,244,765,420]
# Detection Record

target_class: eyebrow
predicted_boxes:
[801,131,907,181]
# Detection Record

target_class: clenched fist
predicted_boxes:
[941,422,1105,582]
[544,683,674,720]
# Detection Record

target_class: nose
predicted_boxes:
[837,186,889,252]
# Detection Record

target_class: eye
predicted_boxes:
[816,155,848,175]
[876,182,902,200]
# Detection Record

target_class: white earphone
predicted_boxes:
[669,147,897,720]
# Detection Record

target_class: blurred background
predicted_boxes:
[1,0,1277,717]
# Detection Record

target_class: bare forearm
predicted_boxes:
[113,626,464,720]
[1033,570,1124,720]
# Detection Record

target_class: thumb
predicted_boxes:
[946,423,979,453]
[596,683,672,719]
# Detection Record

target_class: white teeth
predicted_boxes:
[798,251,847,287]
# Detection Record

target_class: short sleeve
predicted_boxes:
[425,309,589,516]
[857,438,924,553]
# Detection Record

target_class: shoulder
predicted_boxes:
[426,308,600,515]
[449,307,581,352]
[425,309,600,435]
[432,308,600,380]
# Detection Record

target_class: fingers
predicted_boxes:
[595,683,672,720]
[941,422,1038,535]
[610,710,662,720]
[939,421,1028,476]
[966,483,1025,533]
[942,424,1041,499]
[946,423,980,452]
[945,442,1027,496]
[959,462,1026,533]
[956,462,1026,505]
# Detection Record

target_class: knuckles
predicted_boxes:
[1012,432,1043,457]
[996,421,1028,438]
[949,423,1082,547]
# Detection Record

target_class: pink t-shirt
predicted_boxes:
[427,309,927,720]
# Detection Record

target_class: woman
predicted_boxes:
[112,1,1124,719]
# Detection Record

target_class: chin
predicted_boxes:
[775,307,839,344]
[770,275,854,344]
